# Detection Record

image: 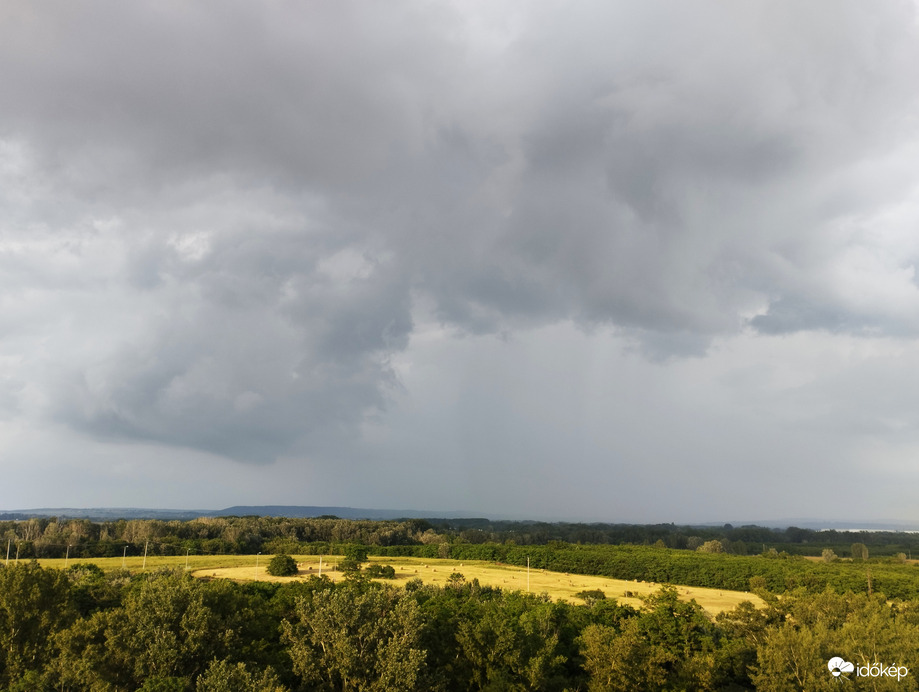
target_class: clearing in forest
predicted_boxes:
[193,555,764,615]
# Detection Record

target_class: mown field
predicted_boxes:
[34,553,256,572]
[35,553,764,615]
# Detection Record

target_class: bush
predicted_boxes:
[338,559,361,573]
[340,544,370,573]
[344,544,369,563]
[697,540,724,554]
[266,555,298,577]
[447,572,465,588]
[364,564,396,579]
[575,589,606,602]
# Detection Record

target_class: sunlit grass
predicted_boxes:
[35,553,763,615]
[35,554,256,572]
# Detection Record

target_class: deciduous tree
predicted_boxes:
[282,583,425,691]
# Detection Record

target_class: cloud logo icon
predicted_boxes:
[828,657,855,677]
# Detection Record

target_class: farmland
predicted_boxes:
[191,555,764,615]
[3,515,918,689]
[16,513,919,600]
[32,553,762,614]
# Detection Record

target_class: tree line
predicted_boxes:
[2,515,917,560]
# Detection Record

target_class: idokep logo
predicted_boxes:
[828,657,854,678]
[828,656,909,682]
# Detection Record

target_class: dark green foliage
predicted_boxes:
[750,589,919,691]
[54,570,237,689]
[67,562,127,615]
[6,514,919,567]
[344,544,370,562]
[196,659,286,691]
[138,677,193,691]
[1,559,919,690]
[12,511,915,597]
[365,563,397,579]
[0,561,73,685]
[422,542,919,599]
[576,589,606,602]
[581,587,755,691]
[266,555,298,577]
[281,582,426,691]
[4,515,919,690]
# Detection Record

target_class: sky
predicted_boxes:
[2,1,919,524]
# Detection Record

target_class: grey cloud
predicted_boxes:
[386,0,919,348]
[0,1,457,194]
[751,298,858,335]
[50,225,412,463]
[2,0,919,463]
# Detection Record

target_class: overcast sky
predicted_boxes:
[2,1,919,523]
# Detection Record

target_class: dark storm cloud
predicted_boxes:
[391,0,919,341]
[41,213,414,463]
[751,298,861,335]
[0,1,452,190]
[2,0,919,463]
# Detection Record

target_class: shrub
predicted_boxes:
[575,589,606,603]
[447,572,465,588]
[364,564,396,579]
[344,544,369,563]
[697,540,724,554]
[266,555,298,577]
[340,545,369,573]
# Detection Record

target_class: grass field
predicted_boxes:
[31,554,763,615]
[34,554,260,573]
[200,555,762,615]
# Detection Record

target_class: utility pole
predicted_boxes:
[142,541,149,572]
[527,557,530,593]
[185,548,190,571]
[255,553,260,579]
[318,555,323,577]
[5,539,9,566]
[65,544,71,568]
[122,545,127,569]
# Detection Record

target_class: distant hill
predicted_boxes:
[0,507,211,521]
[705,518,919,532]
[0,505,479,522]
[2,507,917,531]
[216,505,476,520]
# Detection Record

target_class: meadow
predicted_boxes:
[34,553,763,615]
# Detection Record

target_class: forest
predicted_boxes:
[0,516,917,690]
[1,560,918,691]
[3,514,918,560]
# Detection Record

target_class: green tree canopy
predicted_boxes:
[281,583,425,691]
[267,555,298,577]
